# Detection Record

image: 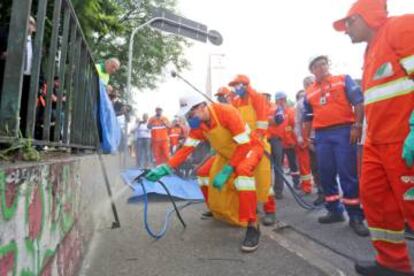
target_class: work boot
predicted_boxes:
[318,212,345,224]
[313,194,325,206]
[405,225,414,240]
[241,225,260,252]
[275,193,283,200]
[261,213,276,226]
[349,219,370,237]
[355,260,414,276]
[200,211,213,220]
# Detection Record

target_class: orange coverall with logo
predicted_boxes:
[168,103,263,226]
[360,15,414,273]
[148,116,170,165]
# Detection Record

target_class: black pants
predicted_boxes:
[309,146,324,195]
[283,147,300,187]
[269,137,284,194]
[20,75,31,136]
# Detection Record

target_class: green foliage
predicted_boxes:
[71,0,190,101]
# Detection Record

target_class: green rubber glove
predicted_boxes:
[213,164,234,190]
[402,111,414,167]
[145,164,172,182]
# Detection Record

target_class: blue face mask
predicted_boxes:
[187,116,201,129]
[234,86,246,97]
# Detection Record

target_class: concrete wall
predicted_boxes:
[0,154,125,276]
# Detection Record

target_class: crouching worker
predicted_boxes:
[145,94,264,252]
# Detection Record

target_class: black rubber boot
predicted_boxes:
[261,213,276,226]
[349,219,370,237]
[318,212,345,224]
[200,211,213,220]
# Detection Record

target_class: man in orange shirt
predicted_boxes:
[169,119,185,154]
[215,86,235,104]
[147,107,170,165]
[275,92,301,191]
[228,75,274,226]
[303,55,369,237]
[334,0,414,274]
[145,94,264,252]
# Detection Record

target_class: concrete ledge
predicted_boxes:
[0,153,127,275]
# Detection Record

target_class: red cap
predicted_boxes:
[333,0,387,32]
[215,86,232,96]
[228,74,250,86]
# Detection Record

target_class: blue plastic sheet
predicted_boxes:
[122,169,204,202]
[98,80,121,153]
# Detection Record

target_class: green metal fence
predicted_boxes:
[0,0,99,150]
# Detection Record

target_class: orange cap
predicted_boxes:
[215,86,232,96]
[228,74,250,86]
[333,0,387,32]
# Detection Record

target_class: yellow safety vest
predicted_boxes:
[96,63,110,85]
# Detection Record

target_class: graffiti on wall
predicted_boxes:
[0,162,82,275]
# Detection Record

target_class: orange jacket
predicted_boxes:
[231,86,269,133]
[148,116,170,141]
[362,15,414,144]
[168,103,260,169]
[169,126,184,146]
[267,103,285,139]
[306,75,355,129]
[281,107,297,148]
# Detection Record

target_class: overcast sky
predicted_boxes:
[133,0,414,119]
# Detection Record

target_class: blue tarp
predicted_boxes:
[98,80,121,153]
[122,169,204,202]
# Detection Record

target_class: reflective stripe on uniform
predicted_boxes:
[152,126,167,130]
[401,54,414,74]
[342,198,360,205]
[234,176,256,191]
[300,174,312,181]
[364,77,414,105]
[233,131,250,144]
[197,176,209,187]
[184,137,201,147]
[256,121,269,129]
[369,227,405,244]
[325,194,341,202]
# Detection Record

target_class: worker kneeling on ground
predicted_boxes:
[145,94,264,252]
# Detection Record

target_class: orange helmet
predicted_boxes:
[228,74,250,86]
[215,86,232,96]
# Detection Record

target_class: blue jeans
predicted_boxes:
[315,125,364,220]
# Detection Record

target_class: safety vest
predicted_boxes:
[95,63,110,85]
[362,15,414,144]
[148,116,169,141]
[306,75,355,129]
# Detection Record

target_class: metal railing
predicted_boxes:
[0,0,100,150]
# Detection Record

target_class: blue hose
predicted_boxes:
[135,173,202,239]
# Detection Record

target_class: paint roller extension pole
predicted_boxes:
[170,71,214,103]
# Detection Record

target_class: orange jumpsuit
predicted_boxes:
[360,15,414,273]
[148,116,170,165]
[292,104,312,193]
[169,103,263,225]
[280,107,301,189]
[169,126,184,154]
[232,86,274,214]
